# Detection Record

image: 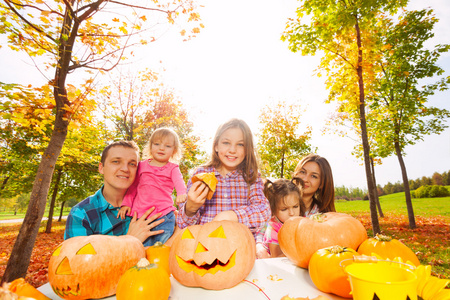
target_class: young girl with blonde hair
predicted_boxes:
[118,128,186,246]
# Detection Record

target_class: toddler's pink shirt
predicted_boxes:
[122,160,186,218]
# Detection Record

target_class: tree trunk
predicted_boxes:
[394,140,416,229]
[1,1,76,283]
[58,200,66,222]
[354,18,380,235]
[46,168,62,233]
[1,117,68,283]
[370,157,384,218]
[280,151,285,178]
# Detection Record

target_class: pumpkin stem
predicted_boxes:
[329,245,344,254]
[375,233,392,242]
[153,241,163,247]
[136,258,151,268]
[309,213,325,223]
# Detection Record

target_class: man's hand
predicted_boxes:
[127,207,164,243]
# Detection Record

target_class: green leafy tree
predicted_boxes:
[257,101,313,179]
[281,0,407,234]
[98,69,205,182]
[367,9,450,228]
[0,0,201,282]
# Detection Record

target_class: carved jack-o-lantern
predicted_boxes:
[48,235,145,300]
[169,220,256,290]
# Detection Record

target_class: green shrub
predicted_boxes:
[414,185,450,198]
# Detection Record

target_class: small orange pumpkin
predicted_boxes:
[169,220,255,290]
[48,235,145,299]
[5,278,51,300]
[116,258,170,300]
[192,172,218,200]
[357,233,420,266]
[146,242,171,275]
[308,246,358,298]
[278,212,367,269]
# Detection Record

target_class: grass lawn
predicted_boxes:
[0,209,70,220]
[336,193,450,218]
[336,192,449,280]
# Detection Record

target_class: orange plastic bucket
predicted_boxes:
[342,259,417,300]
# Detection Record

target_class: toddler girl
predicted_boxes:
[176,118,271,237]
[262,177,304,257]
[118,128,186,246]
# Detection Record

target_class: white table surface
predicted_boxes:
[38,257,346,300]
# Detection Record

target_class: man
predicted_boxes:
[64,140,164,243]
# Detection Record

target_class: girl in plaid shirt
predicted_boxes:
[176,118,271,238]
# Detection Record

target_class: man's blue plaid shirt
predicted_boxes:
[64,188,131,239]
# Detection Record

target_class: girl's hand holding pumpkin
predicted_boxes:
[127,207,165,243]
[185,181,209,217]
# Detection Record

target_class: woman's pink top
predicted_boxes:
[122,160,186,218]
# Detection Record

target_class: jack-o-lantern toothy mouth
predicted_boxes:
[176,250,236,276]
[52,283,81,298]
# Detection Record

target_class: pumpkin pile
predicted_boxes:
[192,172,218,200]
[278,212,367,269]
[278,212,423,299]
[169,220,256,290]
[48,235,145,299]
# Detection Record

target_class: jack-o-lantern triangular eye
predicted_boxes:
[52,246,62,256]
[56,257,73,275]
[208,225,226,238]
[182,228,195,239]
[76,243,97,255]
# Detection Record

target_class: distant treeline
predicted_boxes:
[335,170,450,200]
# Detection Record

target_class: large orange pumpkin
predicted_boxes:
[48,235,145,299]
[278,212,367,269]
[169,220,256,290]
[357,233,420,266]
[308,246,359,298]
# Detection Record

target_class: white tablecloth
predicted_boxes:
[38,257,345,300]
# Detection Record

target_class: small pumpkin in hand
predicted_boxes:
[169,220,255,290]
[309,246,358,298]
[116,258,170,300]
[192,172,218,200]
[357,233,420,266]
[48,235,145,299]
[278,212,367,269]
[146,242,171,275]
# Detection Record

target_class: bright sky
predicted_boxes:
[1,0,449,189]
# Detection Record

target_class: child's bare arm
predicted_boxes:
[269,243,285,258]
[118,206,131,219]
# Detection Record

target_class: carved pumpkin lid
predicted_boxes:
[192,172,218,200]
